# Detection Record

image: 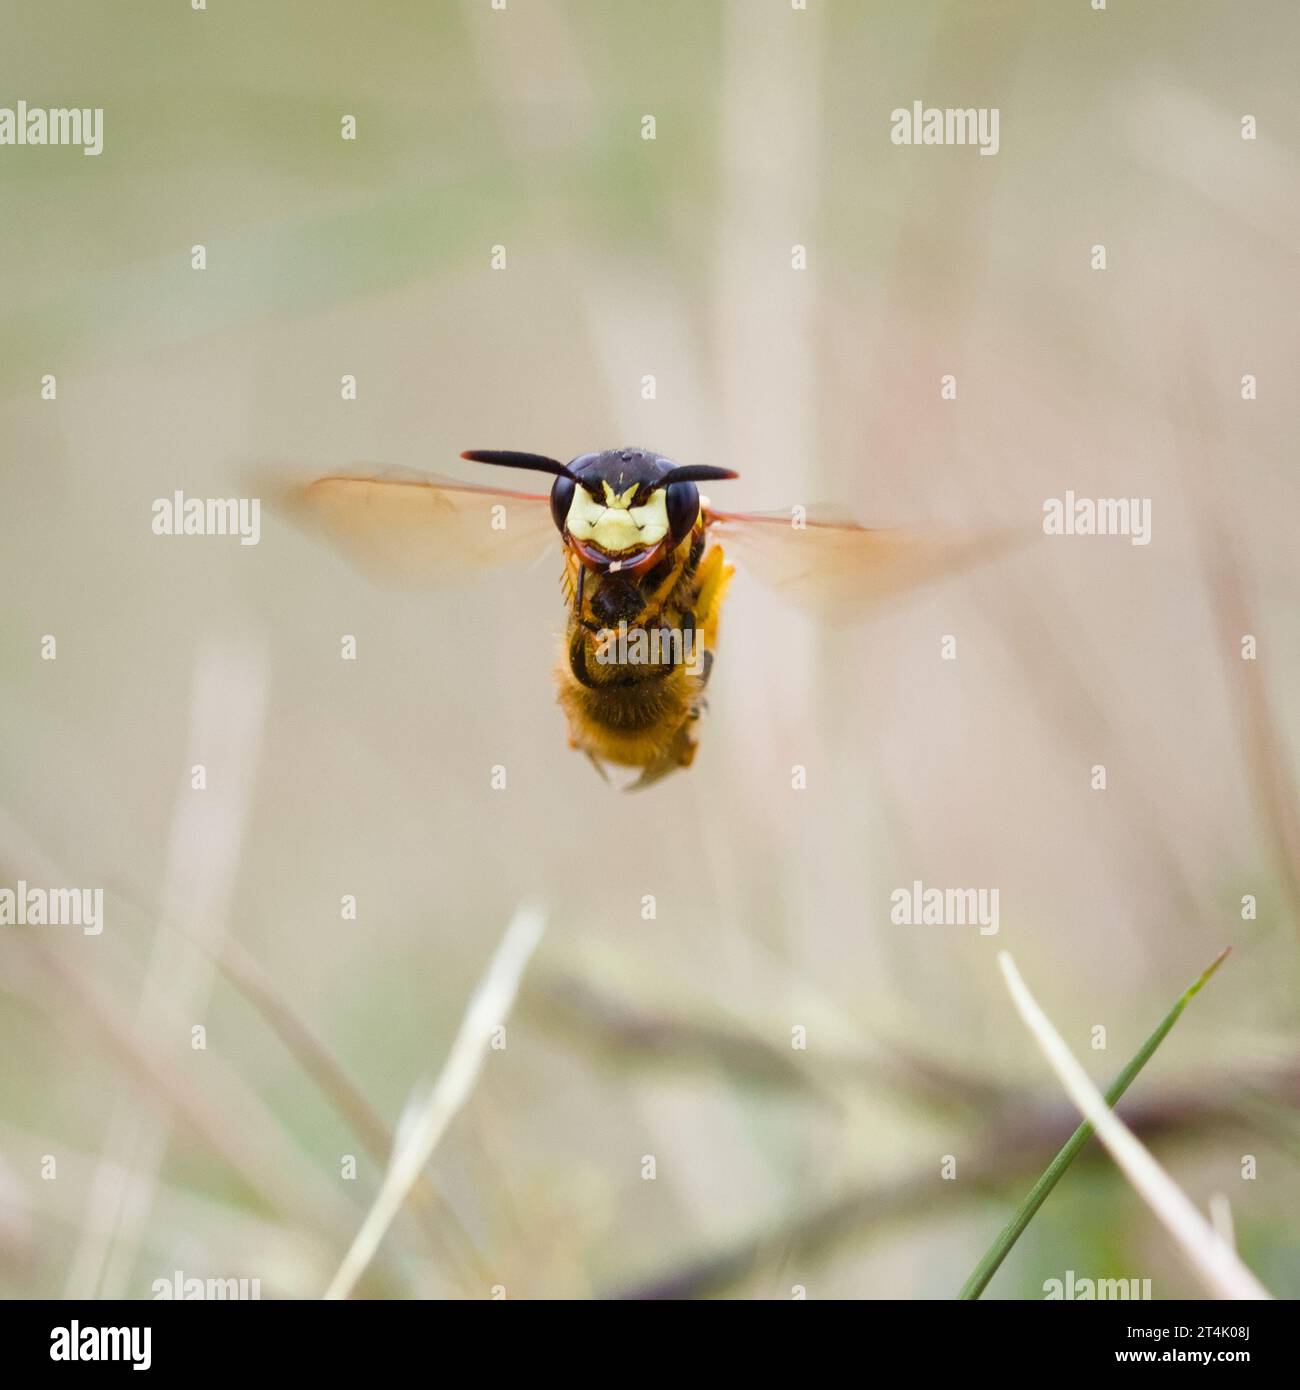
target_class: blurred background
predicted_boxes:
[1,0,1298,1299]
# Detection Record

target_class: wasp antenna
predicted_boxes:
[461,449,577,480]
[658,464,740,485]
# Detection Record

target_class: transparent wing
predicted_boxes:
[281,467,557,587]
[704,506,1017,624]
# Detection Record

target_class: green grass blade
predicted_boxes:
[957,946,1230,1300]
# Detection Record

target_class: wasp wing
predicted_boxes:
[282,468,556,587]
[704,506,1016,624]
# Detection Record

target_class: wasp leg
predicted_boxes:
[567,630,602,689]
[687,649,715,720]
[673,609,698,669]
[625,721,697,791]
[574,564,603,633]
[626,758,682,791]
[677,609,705,719]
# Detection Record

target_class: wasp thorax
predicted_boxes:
[589,572,646,626]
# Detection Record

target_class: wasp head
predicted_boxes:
[461,446,738,577]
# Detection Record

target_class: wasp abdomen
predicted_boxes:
[555,539,731,783]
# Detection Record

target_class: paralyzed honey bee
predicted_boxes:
[292,446,1001,787]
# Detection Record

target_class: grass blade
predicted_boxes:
[958,946,1232,1300]
[324,904,545,1299]
[996,950,1269,1299]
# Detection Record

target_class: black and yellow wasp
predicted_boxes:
[292,447,997,787]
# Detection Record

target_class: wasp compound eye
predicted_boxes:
[664,480,700,547]
[550,474,576,532]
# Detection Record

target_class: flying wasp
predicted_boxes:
[292,447,1001,788]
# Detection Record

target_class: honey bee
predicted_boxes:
[293,447,1001,787]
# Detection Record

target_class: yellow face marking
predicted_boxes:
[567,483,671,553]
[601,480,639,508]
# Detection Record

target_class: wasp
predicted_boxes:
[293,447,999,787]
